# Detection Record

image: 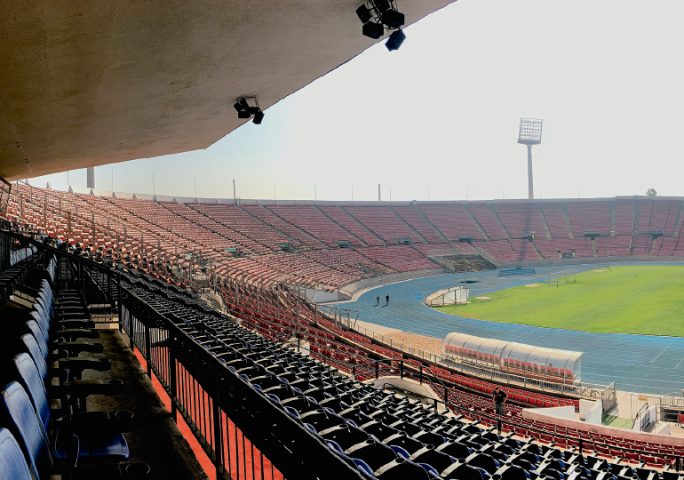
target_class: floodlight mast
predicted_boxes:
[518,118,543,199]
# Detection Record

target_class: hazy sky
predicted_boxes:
[29,0,684,201]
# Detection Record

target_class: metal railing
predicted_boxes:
[316,301,617,407]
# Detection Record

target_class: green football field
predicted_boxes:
[435,266,684,336]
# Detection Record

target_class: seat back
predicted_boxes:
[29,310,49,342]
[0,382,51,478]
[25,321,47,357]
[0,427,32,480]
[19,334,48,381]
[13,353,51,428]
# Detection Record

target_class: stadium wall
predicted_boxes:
[339,268,443,300]
[523,408,684,447]
[496,256,684,268]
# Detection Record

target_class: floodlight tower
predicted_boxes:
[518,118,543,199]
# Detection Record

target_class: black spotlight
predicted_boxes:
[385,29,406,51]
[252,110,265,125]
[362,21,384,39]
[373,0,391,13]
[356,5,372,23]
[233,98,250,118]
[381,9,405,29]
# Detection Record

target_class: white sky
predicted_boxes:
[30,0,684,201]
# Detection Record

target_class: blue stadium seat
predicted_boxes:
[0,382,53,478]
[0,427,32,480]
[353,457,377,479]
[345,438,397,471]
[374,457,432,479]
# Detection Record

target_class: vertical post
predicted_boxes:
[232,179,237,204]
[117,272,123,333]
[527,144,534,200]
[145,324,152,377]
[399,361,404,379]
[377,183,381,202]
[169,336,178,422]
[213,371,224,479]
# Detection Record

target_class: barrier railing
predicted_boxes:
[117,286,365,480]
[319,304,615,405]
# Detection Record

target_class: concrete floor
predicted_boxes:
[78,329,207,480]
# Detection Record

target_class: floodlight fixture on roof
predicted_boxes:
[356,5,372,23]
[233,96,265,125]
[356,0,406,48]
[385,29,405,51]
[518,118,543,145]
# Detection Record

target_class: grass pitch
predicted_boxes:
[435,266,684,336]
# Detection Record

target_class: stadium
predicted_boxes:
[2,2,684,480]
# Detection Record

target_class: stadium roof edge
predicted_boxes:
[14,182,683,205]
[0,1,455,180]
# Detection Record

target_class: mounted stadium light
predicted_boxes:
[234,96,265,125]
[381,9,405,29]
[362,22,384,39]
[385,29,405,51]
[356,0,406,49]
[233,98,250,118]
[252,109,265,125]
[356,5,372,23]
[374,0,391,13]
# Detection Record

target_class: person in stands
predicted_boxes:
[492,387,507,416]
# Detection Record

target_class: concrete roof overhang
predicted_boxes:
[0,1,454,180]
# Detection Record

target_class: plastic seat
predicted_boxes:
[497,463,530,480]
[389,444,410,460]
[0,427,32,480]
[353,458,377,479]
[0,382,54,477]
[441,462,488,480]
[375,457,432,480]
[0,381,129,473]
[411,446,455,472]
[345,438,397,472]
[438,441,472,460]
[467,452,500,473]
[320,424,369,450]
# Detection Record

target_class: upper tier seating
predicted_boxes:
[8,186,684,295]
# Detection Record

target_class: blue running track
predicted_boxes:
[335,262,684,394]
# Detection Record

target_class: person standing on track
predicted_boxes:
[385,294,390,307]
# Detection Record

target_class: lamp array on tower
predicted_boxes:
[517,118,543,200]
[233,96,265,124]
[355,1,406,51]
